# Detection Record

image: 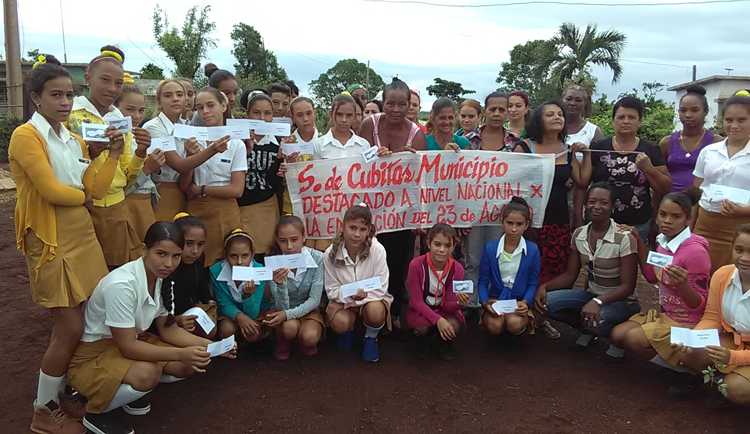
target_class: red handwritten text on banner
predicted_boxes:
[285,151,554,239]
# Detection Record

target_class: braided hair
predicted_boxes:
[144,222,185,327]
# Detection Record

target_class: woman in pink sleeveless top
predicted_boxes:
[359,78,427,329]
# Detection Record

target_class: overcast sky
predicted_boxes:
[4,0,748,107]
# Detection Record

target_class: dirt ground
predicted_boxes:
[0,195,745,433]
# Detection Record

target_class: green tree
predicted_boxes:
[230,23,287,86]
[551,22,626,85]
[426,78,475,102]
[140,63,165,80]
[309,59,384,108]
[589,82,674,143]
[152,5,216,79]
[496,39,561,105]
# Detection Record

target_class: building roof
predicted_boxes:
[669,75,750,91]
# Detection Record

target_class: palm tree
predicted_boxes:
[551,23,626,85]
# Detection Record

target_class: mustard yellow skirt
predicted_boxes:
[90,201,144,268]
[282,187,293,216]
[68,334,173,413]
[694,207,750,273]
[239,196,279,255]
[23,206,108,308]
[125,193,155,243]
[629,310,685,367]
[154,182,186,222]
[188,196,241,266]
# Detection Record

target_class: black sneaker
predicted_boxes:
[123,395,151,416]
[83,411,134,434]
[437,338,458,361]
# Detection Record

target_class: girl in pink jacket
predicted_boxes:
[324,204,392,363]
[406,224,468,360]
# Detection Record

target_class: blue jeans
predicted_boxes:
[546,289,640,337]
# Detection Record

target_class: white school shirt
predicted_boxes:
[313,130,372,160]
[82,257,168,342]
[193,138,248,187]
[656,226,692,253]
[28,112,88,189]
[497,235,527,289]
[693,139,750,213]
[722,270,750,334]
[565,121,599,147]
[143,112,185,183]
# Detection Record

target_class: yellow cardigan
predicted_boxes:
[9,123,117,274]
[65,108,144,207]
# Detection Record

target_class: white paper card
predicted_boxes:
[182,306,215,333]
[150,136,176,153]
[264,253,308,270]
[272,117,293,125]
[81,123,110,142]
[282,142,315,156]
[362,146,379,163]
[670,327,720,348]
[108,116,132,134]
[207,335,235,357]
[492,299,518,315]
[647,251,673,268]
[231,266,273,282]
[173,124,208,141]
[226,119,291,137]
[710,185,750,205]
[453,280,474,294]
[340,276,382,299]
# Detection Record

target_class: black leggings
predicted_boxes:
[377,230,415,319]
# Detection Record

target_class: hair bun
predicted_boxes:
[204,63,218,78]
[685,85,706,96]
[173,212,191,221]
[509,196,529,207]
[99,45,124,63]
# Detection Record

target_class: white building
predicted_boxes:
[668,75,750,129]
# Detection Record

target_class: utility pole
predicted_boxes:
[59,0,68,63]
[3,0,24,118]
[692,65,697,81]
[365,60,370,98]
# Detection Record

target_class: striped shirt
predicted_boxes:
[572,219,636,298]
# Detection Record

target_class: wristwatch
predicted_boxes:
[592,297,603,305]
[200,185,207,198]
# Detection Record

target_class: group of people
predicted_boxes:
[9,45,750,434]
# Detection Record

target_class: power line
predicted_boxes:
[621,59,690,69]
[363,0,748,7]
[125,36,171,73]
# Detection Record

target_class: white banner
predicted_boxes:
[285,151,555,239]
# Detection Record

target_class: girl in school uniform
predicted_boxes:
[65,46,148,269]
[181,87,248,266]
[675,224,750,407]
[264,216,325,360]
[238,92,283,257]
[313,93,373,159]
[68,222,236,434]
[478,197,541,337]
[610,193,710,377]
[324,204,392,363]
[211,229,274,343]
[693,95,750,272]
[143,80,228,223]
[116,81,164,241]
[278,97,318,216]
[406,224,468,360]
[165,213,222,339]
[11,54,117,434]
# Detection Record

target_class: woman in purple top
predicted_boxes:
[659,85,722,192]
[611,192,711,369]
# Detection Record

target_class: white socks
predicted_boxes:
[104,384,150,413]
[364,324,383,339]
[35,370,64,408]
[159,374,185,384]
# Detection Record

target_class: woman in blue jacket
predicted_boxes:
[479,197,541,336]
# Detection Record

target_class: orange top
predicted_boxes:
[694,264,750,366]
